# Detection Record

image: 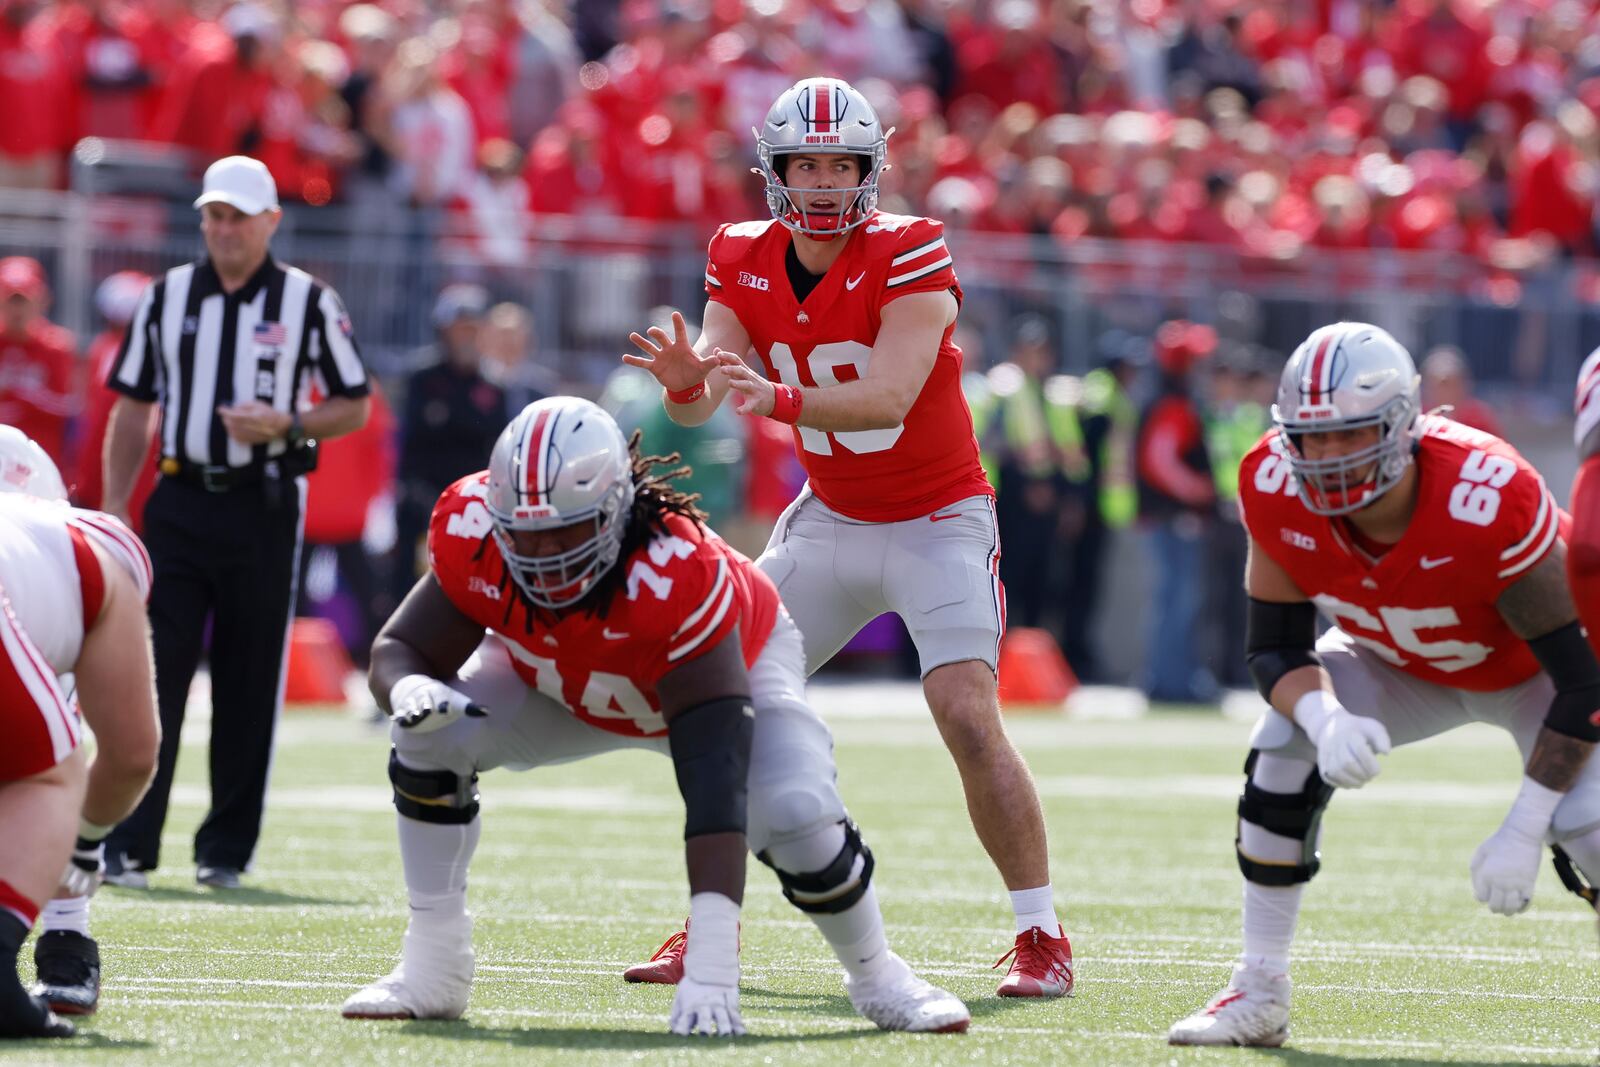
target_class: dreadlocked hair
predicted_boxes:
[484,431,709,628]
[582,430,708,617]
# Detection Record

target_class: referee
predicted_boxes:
[100,156,371,890]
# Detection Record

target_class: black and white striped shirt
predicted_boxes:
[109,256,369,469]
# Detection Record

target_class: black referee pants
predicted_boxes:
[106,474,304,873]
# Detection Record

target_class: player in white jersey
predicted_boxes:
[0,428,158,1038]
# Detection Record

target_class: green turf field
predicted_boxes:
[4,689,1596,1065]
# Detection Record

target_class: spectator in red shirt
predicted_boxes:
[952,0,1065,118]
[0,0,68,188]
[0,258,76,465]
[1420,344,1502,437]
[150,2,279,164]
[38,0,164,143]
[73,270,157,528]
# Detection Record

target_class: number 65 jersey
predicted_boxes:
[428,473,780,738]
[1238,417,1567,692]
[705,212,992,522]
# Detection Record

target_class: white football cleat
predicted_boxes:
[845,952,970,1033]
[342,917,473,1021]
[1168,963,1290,1047]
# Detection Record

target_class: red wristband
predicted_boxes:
[665,381,706,405]
[770,383,802,425]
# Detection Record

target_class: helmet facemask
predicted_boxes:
[1278,393,1418,516]
[487,480,633,610]
[757,148,882,240]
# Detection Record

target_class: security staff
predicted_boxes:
[100,156,371,889]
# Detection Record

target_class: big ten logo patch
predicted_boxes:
[738,272,770,291]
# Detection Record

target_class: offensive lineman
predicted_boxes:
[0,428,157,1037]
[1168,323,1600,1046]
[621,76,1071,997]
[1561,342,1600,933]
[341,397,969,1035]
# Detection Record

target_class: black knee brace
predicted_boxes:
[1552,845,1599,907]
[757,820,876,915]
[1235,750,1335,886]
[389,749,479,824]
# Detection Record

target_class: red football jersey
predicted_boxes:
[1238,417,1565,692]
[704,212,992,522]
[428,473,780,738]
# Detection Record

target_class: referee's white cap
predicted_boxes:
[193,155,280,216]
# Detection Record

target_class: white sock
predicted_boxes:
[1239,881,1301,976]
[397,812,479,927]
[41,896,90,938]
[1009,884,1061,936]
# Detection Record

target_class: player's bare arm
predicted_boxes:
[1496,545,1600,792]
[73,540,160,830]
[1245,534,1392,788]
[369,573,488,717]
[718,289,955,430]
[655,625,754,906]
[623,306,748,428]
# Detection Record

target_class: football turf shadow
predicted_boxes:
[396,1020,876,1048]
[1257,1048,1591,1067]
[101,884,350,908]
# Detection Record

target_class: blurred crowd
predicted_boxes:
[9,0,1600,280]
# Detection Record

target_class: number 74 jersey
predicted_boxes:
[1238,417,1567,692]
[428,473,779,738]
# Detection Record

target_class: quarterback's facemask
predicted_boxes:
[756,77,889,240]
[485,397,635,610]
[1272,322,1420,516]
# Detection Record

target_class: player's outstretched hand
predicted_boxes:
[1309,709,1391,788]
[622,311,718,393]
[669,976,745,1037]
[716,350,775,416]
[388,674,487,733]
[1471,823,1543,915]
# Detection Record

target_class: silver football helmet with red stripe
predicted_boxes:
[1273,322,1420,516]
[756,77,889,239]
[0,425,67,502]
[485,397,635,609]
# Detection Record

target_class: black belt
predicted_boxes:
[159,448,317,494]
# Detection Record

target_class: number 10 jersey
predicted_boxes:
[704,212,992,522]
[1238,417,1566,692]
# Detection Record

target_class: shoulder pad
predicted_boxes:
[709,220,780,267]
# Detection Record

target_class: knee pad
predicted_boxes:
[1236,749,1335,887]
[389,749,479,825]
[757,819,875,915]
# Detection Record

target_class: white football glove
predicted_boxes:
[670,975,745,1037]
[389,675,487,733]
[1471,777,1564,916]
[669,892,744,1037]
[57,837,103,898]
[1293,690,1391,789]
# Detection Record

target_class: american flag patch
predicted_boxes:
[337,312,354,337]
[254,321,287,345]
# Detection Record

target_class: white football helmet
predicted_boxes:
[755,77,889,239]
[485,397,635,610]
[1273,322,1420,516]
[0,425,67,502]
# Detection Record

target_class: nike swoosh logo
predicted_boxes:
[602,628,630,640]
[930,512,962,523]
[1419,556,1453,570]
[845,272,866,290]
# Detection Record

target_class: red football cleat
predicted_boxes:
[993,925,1074,998]
[623,924,687,985]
